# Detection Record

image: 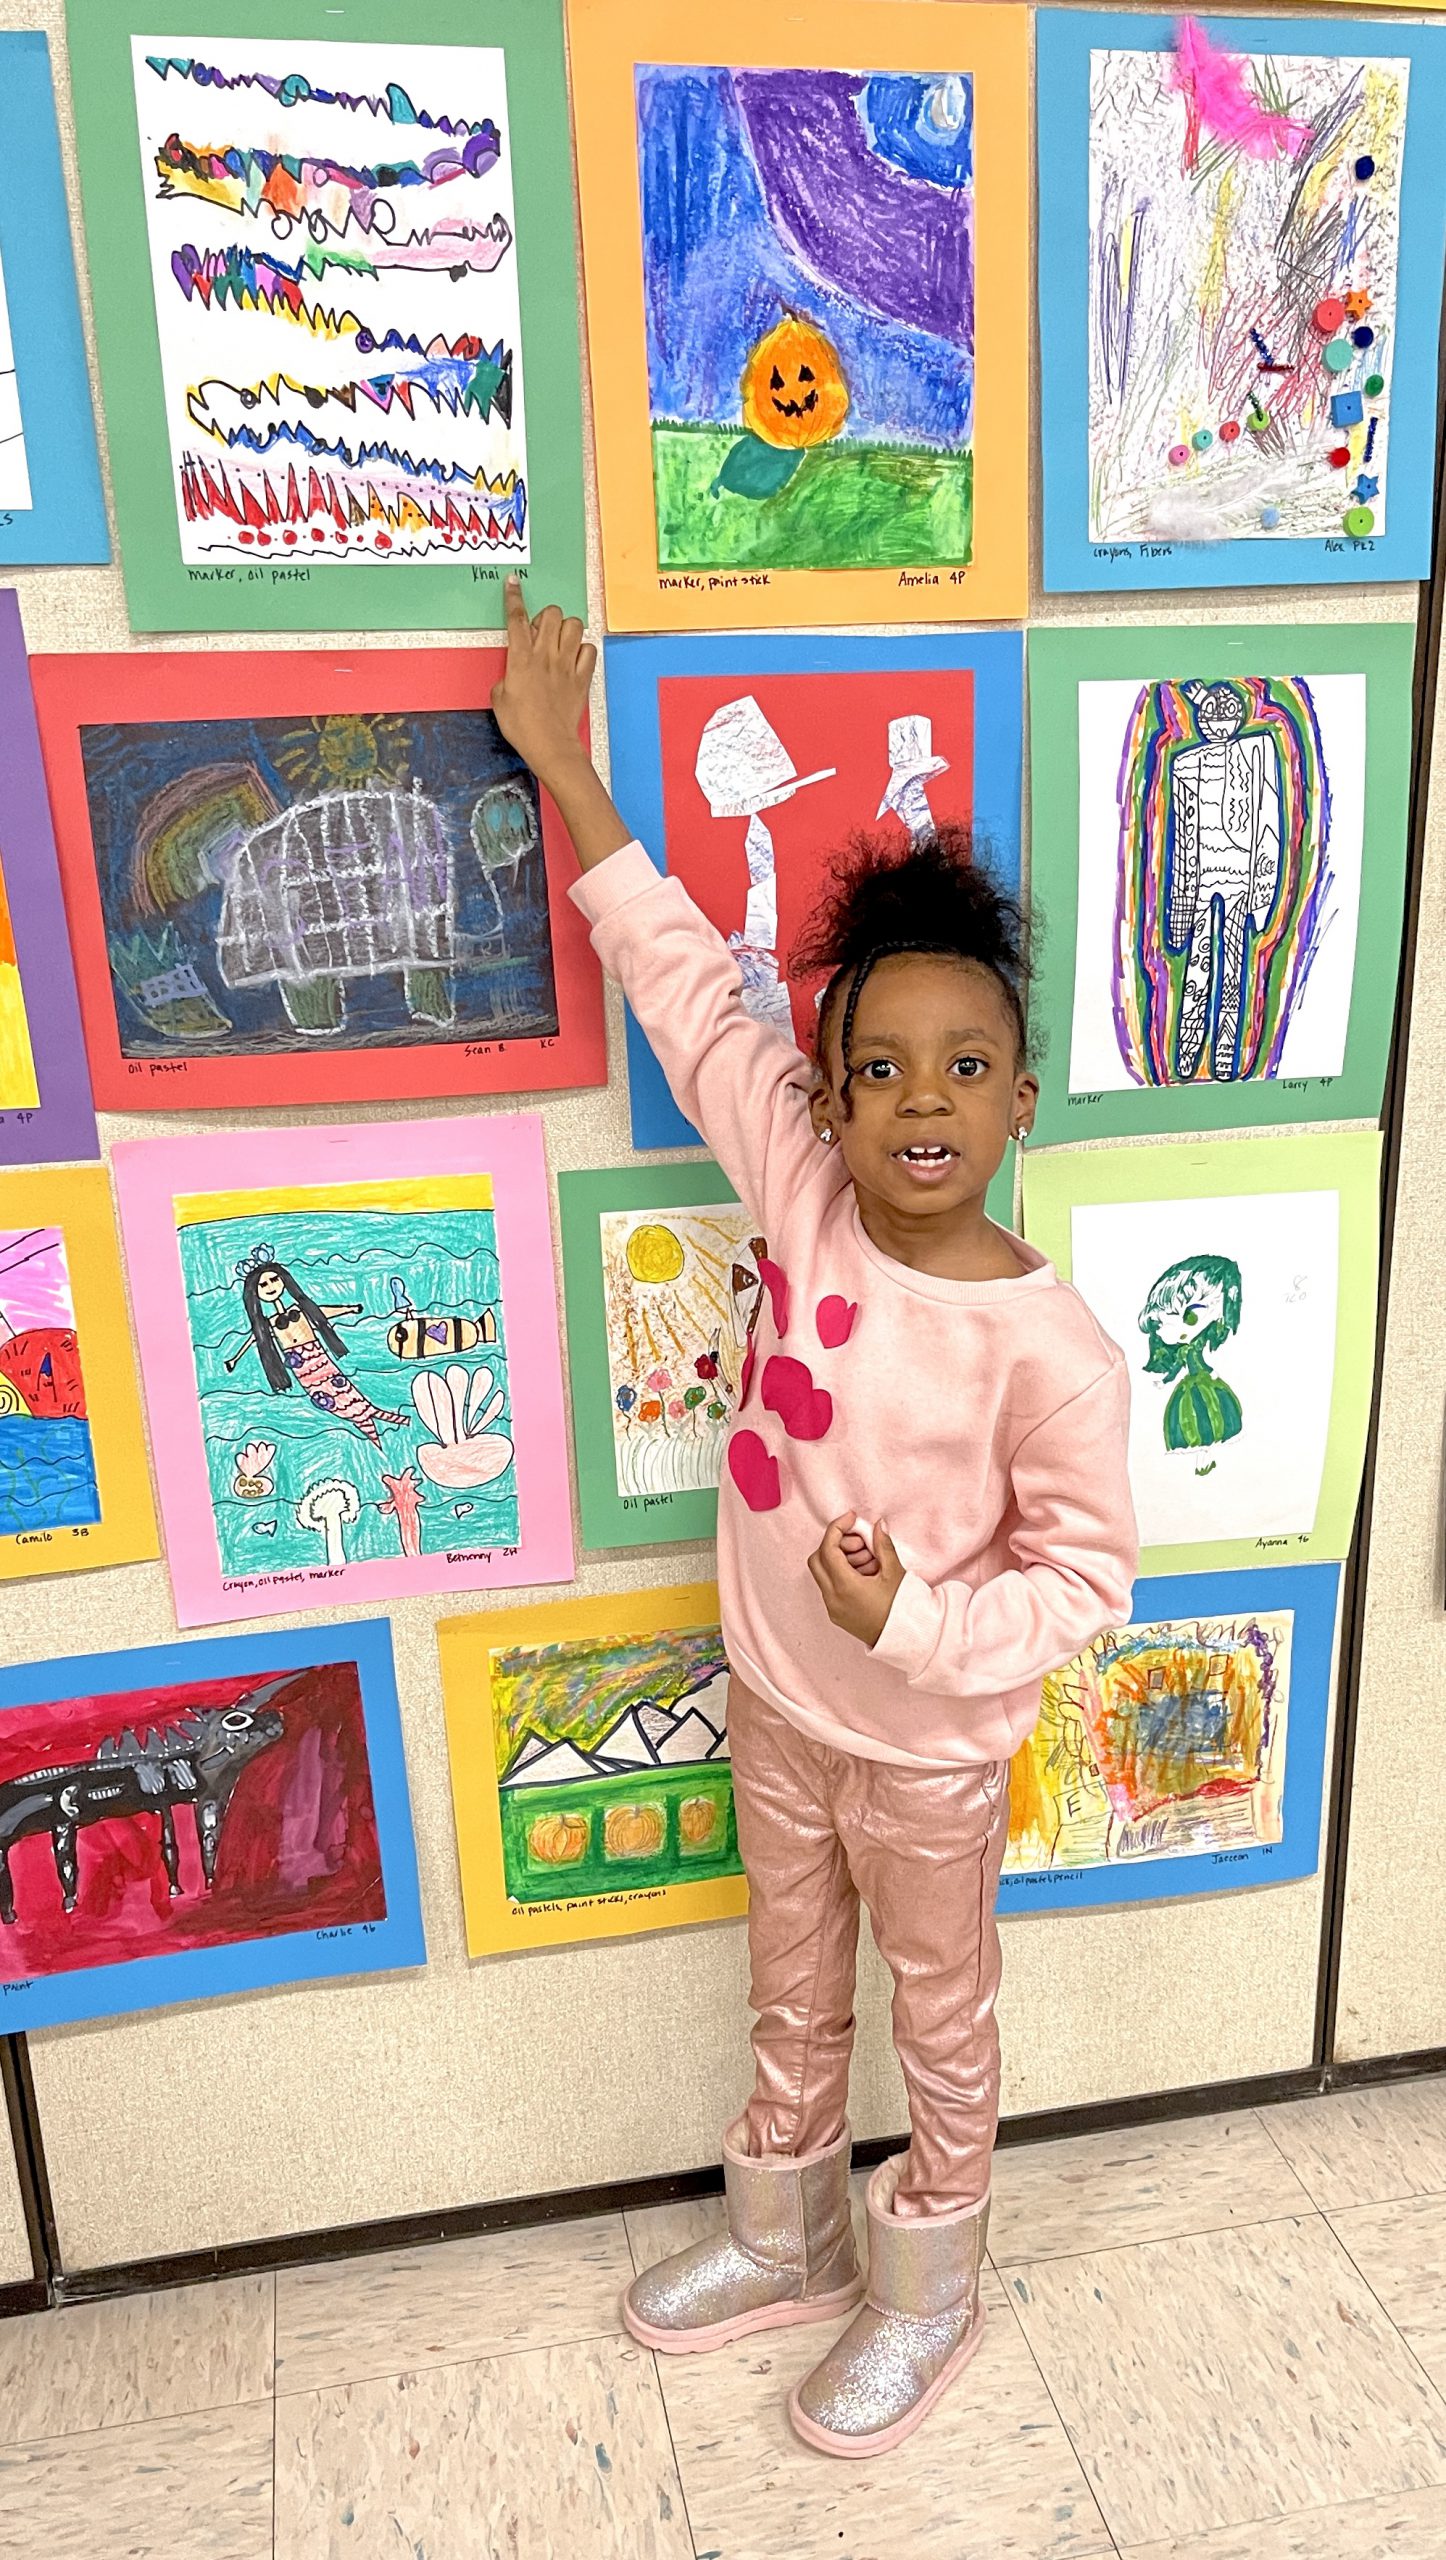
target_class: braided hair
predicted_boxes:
[791,827,1033,1112]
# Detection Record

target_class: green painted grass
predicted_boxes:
[499,1765,741,1906]
[652,422,973,572]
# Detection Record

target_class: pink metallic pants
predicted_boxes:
[729,1675,1011,2218]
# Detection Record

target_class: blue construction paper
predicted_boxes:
[0,35,109,567]
[1037,13,1446,592]
[0,1618,424,2031]
[604,631,1024,1152]
[998,1561,1338,1915]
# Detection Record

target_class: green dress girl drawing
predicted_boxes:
[1139,1254,1243,1472]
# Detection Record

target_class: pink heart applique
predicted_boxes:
[761,1354,833,1442]
[727,1428,782,1512]
[756,1255,790,1337]
[815,1295,858,1350]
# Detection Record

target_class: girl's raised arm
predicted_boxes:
[490,579,822,1227]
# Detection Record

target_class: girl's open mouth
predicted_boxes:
[894,1143,958,1182]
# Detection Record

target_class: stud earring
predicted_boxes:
[819,1126,834,1145]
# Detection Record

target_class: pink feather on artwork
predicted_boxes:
[1170,19,1311,163]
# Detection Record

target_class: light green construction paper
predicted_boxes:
[66,0,586,632]
[563,1147,1018,1552]
[1021,1130,1381,1575]
[1027,624,1414,1146]
[561,1162,744,1552]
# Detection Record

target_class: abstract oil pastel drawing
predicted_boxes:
[636,64,975,571]
[601,1203,763,1498]
[0,1226,98,1537]
[1007,1607,1291,1875]
[1115,678,1332,1086]
[130,34,529,562]
[77,705,555,1059]
[1089,36,1407,543]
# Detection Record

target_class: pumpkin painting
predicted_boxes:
[604,1801,667,1860]
[742,315,850,451]
[528,1809,589,1866]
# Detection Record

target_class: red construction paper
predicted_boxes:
[657,668,975,1047]
[33,645,605,1111]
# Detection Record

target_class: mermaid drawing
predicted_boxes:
[222,1245,406,1447]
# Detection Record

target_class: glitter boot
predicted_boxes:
[621,2115,863,2354]
[789,2154,988,2456]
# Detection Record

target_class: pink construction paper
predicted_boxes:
[112,1116,574,1628]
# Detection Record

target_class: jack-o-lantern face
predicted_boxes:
[742,314,850,451]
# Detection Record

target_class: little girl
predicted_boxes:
[493,582,1137,2460]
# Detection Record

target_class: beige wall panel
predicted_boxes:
[0,2130,34,2288]
[1333,621,1446,2063]
[3,0,1418,2267]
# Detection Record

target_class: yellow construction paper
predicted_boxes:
[439,1583,749,1955]
[567,0,1029,629]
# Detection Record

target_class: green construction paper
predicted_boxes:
[1027,624,1413,1145]
[66,0,586,632]
[563,1147,1019,1552]
[1022,1130,1381,1575]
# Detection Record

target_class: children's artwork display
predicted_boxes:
[34,645,603,1111]
[1001,1562,1337,1911]
[0,1618,423,2031]
[568,0,1028,629]
[1028,624,1412,1144]
[0,1166,157,1581]
[604,632,1023,1161]
[65,0,585,630]
[1023,1133,1380,1574]
[112,1115,572,1626]
[0,597,98,1166]
[439,1585,747,1956]
[560,1164,764,1549]
[1037,14,1446,590]
[0,37,109,567]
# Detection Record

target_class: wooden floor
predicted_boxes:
[4,2078,1446,2556]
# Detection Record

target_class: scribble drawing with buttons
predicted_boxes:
[489,577,1137,2459]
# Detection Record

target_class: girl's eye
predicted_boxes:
[858,1058,899,1080]
[949,1056,986,1079]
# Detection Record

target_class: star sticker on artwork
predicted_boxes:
[1353,475,1380,502]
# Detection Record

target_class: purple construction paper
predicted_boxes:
[0,592,98,1165]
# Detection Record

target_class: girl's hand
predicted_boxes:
[490,575,597,786]
[808,1516,905,1648]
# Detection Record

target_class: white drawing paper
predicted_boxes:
[1070,674,1365,1094]
[0,244,32,513]
[1088,45,1407,543]
[1070,1187,1339,1546]
[130,32,528,564]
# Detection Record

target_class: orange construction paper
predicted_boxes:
[568,0,1029,630]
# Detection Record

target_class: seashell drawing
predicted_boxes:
[411,1363,515,1491]
[233,1438,277,1498]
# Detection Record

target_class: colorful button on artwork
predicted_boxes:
[1344,505,1375,536]
[1355,155,1376,180]
[1365,374,1386,398]
[1261,506,1281,528]
[1345,291,1372,321]
[1329,446,1352,469]
[1312,296,1346,334]
[1219,420,1240,443]
[1168,443,1190,466]
[1322,340,1353,374]
[1191,428,1212,450]
[1331,390,1365,429]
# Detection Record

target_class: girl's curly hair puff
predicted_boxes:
[790,826,1033,1107]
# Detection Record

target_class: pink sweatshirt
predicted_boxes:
[572,843,1138,1771]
